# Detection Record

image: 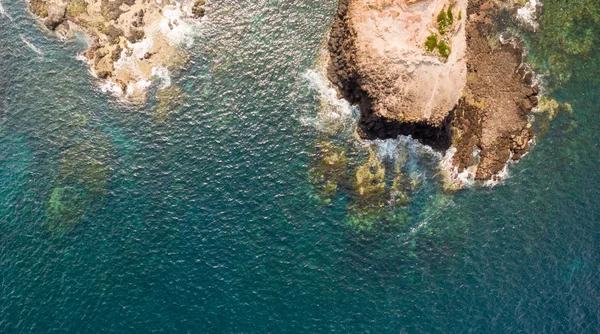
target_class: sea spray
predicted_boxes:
[301,68,356,135]
[516,0,542,31]
[372,136,441,162]
[158,5,203,47]
[152,66,173,89]
[0,0,12,21]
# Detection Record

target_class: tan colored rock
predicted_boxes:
[336,0,467,125]
[44,3,66,29]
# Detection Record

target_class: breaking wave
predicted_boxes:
[0,0,12,21]
[516,0,542,31]
[300,68,357,134]
[19,35,43,56]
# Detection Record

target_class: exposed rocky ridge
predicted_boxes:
[452,0,538,180]
[328,0,539,183]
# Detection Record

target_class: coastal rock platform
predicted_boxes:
[29,0,206,102]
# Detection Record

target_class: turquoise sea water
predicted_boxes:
[1,0,599,332]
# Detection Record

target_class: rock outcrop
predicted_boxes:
[451,0,538,180]
[29,0,206,102]
[328,0,539,184]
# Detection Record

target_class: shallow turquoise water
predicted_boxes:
[1,0,599,332]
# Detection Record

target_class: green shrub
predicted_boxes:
[437,9,448,34]
[437,41,451,58]
[425,33,438,52]
[437,6,455,35]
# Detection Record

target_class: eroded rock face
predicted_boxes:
[45,3,66,29]
[29,0,206,102]
[328,0,539,183]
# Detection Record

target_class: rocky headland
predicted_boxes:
[29,0,207,102]
[328,0,540,186]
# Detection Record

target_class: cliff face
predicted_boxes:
[29,0,206,102]
[328,0,468,149]
[328,0,538,183]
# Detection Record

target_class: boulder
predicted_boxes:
[44,4,66,30]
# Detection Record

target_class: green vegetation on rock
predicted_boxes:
[101,0,124,21]
[437,41,451,59]
[447,5,454,25]
[425,6,454,59]
[437,6,454,35]
[66,0,87,17]
[29,0,49,18]
[425,33,438,52]
[537,96,573,120]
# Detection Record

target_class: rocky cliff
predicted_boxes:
[328,0,539,185]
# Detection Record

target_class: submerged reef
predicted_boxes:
[327,0,540,186]
[154,84,188,122]
[351,150,387,212]
[45,130,114,235]
[28,0,206,103]
[309,140,348,204]
[46,185,88,234]
[308,137,418,232]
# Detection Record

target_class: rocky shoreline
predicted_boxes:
[327,0,539,185]
[29,0,207,103]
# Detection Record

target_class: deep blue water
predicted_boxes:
[1,0,599,332]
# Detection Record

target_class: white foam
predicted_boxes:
[516,0,542,31]
[483,163,509,187]
[19,34,43,56]
[374,138,403,161]
[103,4,201,99]
[125,36,154,62]
[112,36,155,95]
[372,135,441,163]
[100,80,124,96]
[440,147,476,188]
[158,5,200,48]
[125,79,152,96]
[152,66,172,89]
[301,69,355,132]
[0,0,12,21]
